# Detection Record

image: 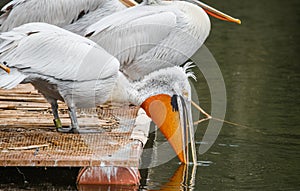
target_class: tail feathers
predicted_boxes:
[0,68,26,89]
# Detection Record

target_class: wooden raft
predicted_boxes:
[0,84,150,185]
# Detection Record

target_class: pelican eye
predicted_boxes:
[171,94,179,112]
[183,90,189,98]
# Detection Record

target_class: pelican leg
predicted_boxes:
[68,106,80,133]
[51,101,62,129]
[56,106,79,133]
[45,97,64,130]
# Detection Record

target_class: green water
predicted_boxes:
[143,1,299,190]
[197,0,299,190]
[0,0,299,190]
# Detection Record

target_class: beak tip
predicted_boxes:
[178,152,187,164]
[236,19,242,25]
[0,64,11,74]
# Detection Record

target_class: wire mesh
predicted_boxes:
[0,84,142,167]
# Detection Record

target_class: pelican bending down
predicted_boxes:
[85,0,240,80]
[0,23,196,164]
[0,0,137,32]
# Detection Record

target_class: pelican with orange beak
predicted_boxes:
[0,23,197,164]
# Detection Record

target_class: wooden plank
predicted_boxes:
[0,130,142,167]
[0,101,50,107]
[0,84,148,170]
[0,111,62,118]
[0,95,47,103]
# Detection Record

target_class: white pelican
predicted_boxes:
[1,0,240,81]
[0,22,120,131]
[0,0,137,32]
[0,22,196,164]
[85,0,240,80]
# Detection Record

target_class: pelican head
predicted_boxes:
[128,63,197,164]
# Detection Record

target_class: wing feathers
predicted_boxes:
[86,7,177,69]
[0,23,119,83]
[85,6,176,36]
[0,69,26,89]
[0,0,105,31]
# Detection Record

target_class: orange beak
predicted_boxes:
[0,63,10,74]
[141,94,196,164]
[189,0,241,24]
[119,0,138,7]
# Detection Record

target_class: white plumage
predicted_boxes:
[86,1,211,80]
[0,23,194,141]
[0,23,120,131]
[64,0,128,35]
[0,0,211,81]
[0,0,241,83]
[0,0,128,32]
[0,23,118,82]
